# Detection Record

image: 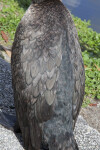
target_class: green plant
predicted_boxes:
[15,0,31,8]
[82,51,100,99]
[73,16,100,57]
[82,97,91,108]
[73,16,100,100]
[0,0,24,41]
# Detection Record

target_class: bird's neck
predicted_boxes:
[32,0,60,4]
[32,0,46,3]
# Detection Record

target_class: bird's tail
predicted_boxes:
[44,132,79,150]
[65,133,79,150]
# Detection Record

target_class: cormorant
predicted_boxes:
[11,0,85,149]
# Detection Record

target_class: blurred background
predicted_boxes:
[63,0,100,33]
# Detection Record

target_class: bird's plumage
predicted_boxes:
[11,0,85,149]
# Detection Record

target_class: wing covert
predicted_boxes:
[21,39,62,123]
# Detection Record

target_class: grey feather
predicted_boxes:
[11,0,85,150]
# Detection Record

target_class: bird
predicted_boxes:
[11,0,85,149]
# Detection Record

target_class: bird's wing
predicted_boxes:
[65,9,85,127]
[18,35,62,123]
[11,26,62,148]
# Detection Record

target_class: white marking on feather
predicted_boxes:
[46,68,55,78]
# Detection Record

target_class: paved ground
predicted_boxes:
[80,99,100,133]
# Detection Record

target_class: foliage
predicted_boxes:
[0,0,100,103]
[73,16,100,100]
[73,16,100,57]
[14,0,31,8]
[82,51,100,99]
[0,0,24,42]
[82,97,91,108]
